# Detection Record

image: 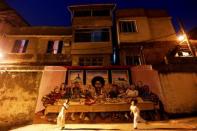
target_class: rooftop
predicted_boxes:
[0,0,11,11]
[68,4,116,11]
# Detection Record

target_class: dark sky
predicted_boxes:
[5,0,197,31]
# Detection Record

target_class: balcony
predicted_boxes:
[0,53,72,65]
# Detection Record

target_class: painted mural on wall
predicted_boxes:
[86,70,108,85]
[42,69,160,121]
[111,70,129,85]
[68,70,83,84]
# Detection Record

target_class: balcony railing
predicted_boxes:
[0,53,72,65]
[167,57,197,64]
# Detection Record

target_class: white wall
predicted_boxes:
[35,66,67,113]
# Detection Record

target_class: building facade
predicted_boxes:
[1,3,190,66]
[0,2,197,123]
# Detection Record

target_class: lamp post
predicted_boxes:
[178,19,196,57]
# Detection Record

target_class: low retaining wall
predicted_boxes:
[159,72,197,113]
[0,66,42,129]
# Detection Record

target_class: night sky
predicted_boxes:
[5,0,197,31]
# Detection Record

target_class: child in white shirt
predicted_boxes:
[130,100,146,129]
[57,99,69,130]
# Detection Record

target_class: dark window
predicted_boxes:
[92,10,110,16]
[46,40,64,54]
[119,21,137,33]
[79,57,103,66]
[12,40,29,53]
[126,56,140,65]
[74,10,91,17]
[74,29,110,42]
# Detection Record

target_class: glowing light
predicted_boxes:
[0,52,3,59]
[177,35,186,42]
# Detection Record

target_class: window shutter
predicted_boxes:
[57,41,63,54]
[46,41,54,53]
[12,40,21,53]
[22,40,29,53]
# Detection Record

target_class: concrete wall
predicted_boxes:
[117,17,176,43]
[159,73,197,113]
[35,66,67,112]
[0,69,42,129]
[148,17,176,41]
[131,65,164,102]
[117,17,151,43]
[131,65,197,114]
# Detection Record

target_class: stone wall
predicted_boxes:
[0,70,42,129]
[159,73,197,114]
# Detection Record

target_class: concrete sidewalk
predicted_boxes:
[9,117,197,131]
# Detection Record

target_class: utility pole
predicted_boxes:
[178,18,196,57]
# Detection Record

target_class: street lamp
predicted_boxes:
[177,34,186,42]
[0,52,3,59]
[177,18,196,57]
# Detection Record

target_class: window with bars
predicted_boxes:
[119,21,137,33]
[74,28,110,42]
[126,56,141,65]
[79,57,104,66]
[46,40,64,54]
[12,40,29,53]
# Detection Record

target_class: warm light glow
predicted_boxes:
[177,35,186,42]
[0,52,3,59]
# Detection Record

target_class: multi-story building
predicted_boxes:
[0,0,28,32]
[1,3,197,125]
[116,8,177,66]
[68,4,115,66]
[2,27,72,65]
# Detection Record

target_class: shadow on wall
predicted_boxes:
[0,71,42,129]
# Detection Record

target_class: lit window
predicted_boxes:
[119,21,137,33]
[46,40,63,54]
[175,51,192,57]
[12,40,29,53]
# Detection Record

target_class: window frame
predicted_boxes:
[78,56,104,66]
[119,20,138,33]
[126,55,141,65]
[46,40,64,54]
[73,9,111,17]
[12,39,29,53]
[74,28,110,43]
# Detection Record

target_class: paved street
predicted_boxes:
[10,117,197,131]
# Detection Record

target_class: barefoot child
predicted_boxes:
[130,100,146,129]
[57,99,69,130]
